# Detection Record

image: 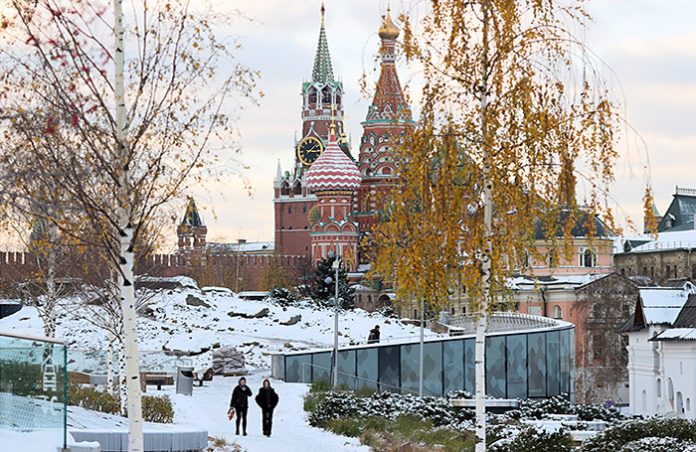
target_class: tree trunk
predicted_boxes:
[43,224,58,338]
[113,1,144,450]
[475,2,491,451]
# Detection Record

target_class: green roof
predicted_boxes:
[311,8,334,84]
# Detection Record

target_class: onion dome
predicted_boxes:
[306,125,361,193]
[378,7,400,40]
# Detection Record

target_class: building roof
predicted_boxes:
[534,209,611,240]
[311,4,334,84]
[672,294,696,328]
[378,7,400,40]
[305,127,361,193]
[658,186,696,232]
[637,288,692,325]
[206,241,274,254]
[652,328,696,341]
[181,198,204,227]
[623,229,696,253]
[508,273,609,291]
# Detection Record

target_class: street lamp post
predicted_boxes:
[326,249,340,388]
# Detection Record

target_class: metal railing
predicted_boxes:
[448,312,561,334]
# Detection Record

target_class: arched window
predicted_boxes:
[668,378,675,409]
[641,390,647,412]
[677,392,684,414]
[523,250,530,268]
[548,249,557,268]
[308,87,317,107]
[321,87,331,106]
[552,305,563,320]
[582,248,596,267]
[656,378,662,398]
[293,182,302,195]
[280,182,290,196]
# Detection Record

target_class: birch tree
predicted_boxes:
[0,2,258,450]
[372,2,622,449]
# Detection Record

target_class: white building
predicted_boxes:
[623,285,696,418]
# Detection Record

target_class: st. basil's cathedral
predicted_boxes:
[175,4,412,291]
[272,4,413,272]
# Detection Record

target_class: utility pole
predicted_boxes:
[419,298,425,397]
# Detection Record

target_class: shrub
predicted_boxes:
[582,418,696,452]
[619,436,696,452]
[68,384,120,414]
[489,427,573,452]
[142,394,174,423]
[269,287,296,306]
[306,389,474,430]
[510,395,625,423]
[68,384,174,423]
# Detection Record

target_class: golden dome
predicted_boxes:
[378,7,400,40]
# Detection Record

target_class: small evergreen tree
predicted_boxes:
[310,256,354,309]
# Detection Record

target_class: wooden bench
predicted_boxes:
[141,372,174,391]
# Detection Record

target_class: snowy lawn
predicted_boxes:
[157,371,369,452]
[0,287,437,371]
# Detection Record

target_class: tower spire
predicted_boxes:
[312,2,334,84]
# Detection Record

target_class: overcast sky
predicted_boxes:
[187,0,696,248]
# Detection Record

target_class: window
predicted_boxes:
[548,249,557,268]
[413,309,418,319]
[552,305,563,320]
[592,332,604,361]
[303,205,307,213]
[666,265,671,278]
[620,268,626,276]
[523,250,530,268]
[651,267,655,279]
[451,307,455,315]
[656,378,662,398]
[581,248,596,267]
[288,206,292,214]
[643,266,648,276]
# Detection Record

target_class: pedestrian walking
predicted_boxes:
[229,377,252,436]
[367,325,381,344]
[255,379,279,437]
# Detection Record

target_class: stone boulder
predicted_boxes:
[212,347,247,376]
[186,294,211,308]
[280,314,302,326]
[227,308,269,319]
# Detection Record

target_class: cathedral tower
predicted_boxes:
[274,4,348,258]
[355,7,414,243]
[177,197,207,266]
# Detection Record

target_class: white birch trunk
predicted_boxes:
[107,336,115,395]
[113,1,144,450]
[475,2,491,451]
[43,224,58,338]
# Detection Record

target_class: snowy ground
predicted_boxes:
[0,373,368,452]
[0,285,437,373]
[160,371,369,452]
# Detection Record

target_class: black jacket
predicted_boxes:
[230,385,252,409]
[255,387,279,411]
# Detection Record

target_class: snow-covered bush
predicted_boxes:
[507,395,625,423]
[306,390,474,430]
[489,426,573,452]
[268,287,296,306]
[582,418,696,452]
[619,436,696,452]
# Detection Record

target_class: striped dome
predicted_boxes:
[306,131,361,193]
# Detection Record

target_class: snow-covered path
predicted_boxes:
[164,371,369,452]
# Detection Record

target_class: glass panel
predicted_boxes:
[547,331,560,396]
[0,333,68,449]
[312,352,332,384]
[443,340,465,394]
[356,348,378,390]
[560,329,571,396]
[423,342,443,396]
[464,339,475,394]
[379,346,400,392]
[285,354,311,383]
[506,334,527,400]
[528,333,547,397]
[485,336,506,398]
[337,350,356,390]
[400,344,419,394]
[569,328,576,402]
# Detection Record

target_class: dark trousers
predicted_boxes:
[235,407,247,433]
[262,408,273,435]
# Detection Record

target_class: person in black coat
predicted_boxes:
[255,379,279,437]
[229,377,252,435]
[367,325,380,344]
